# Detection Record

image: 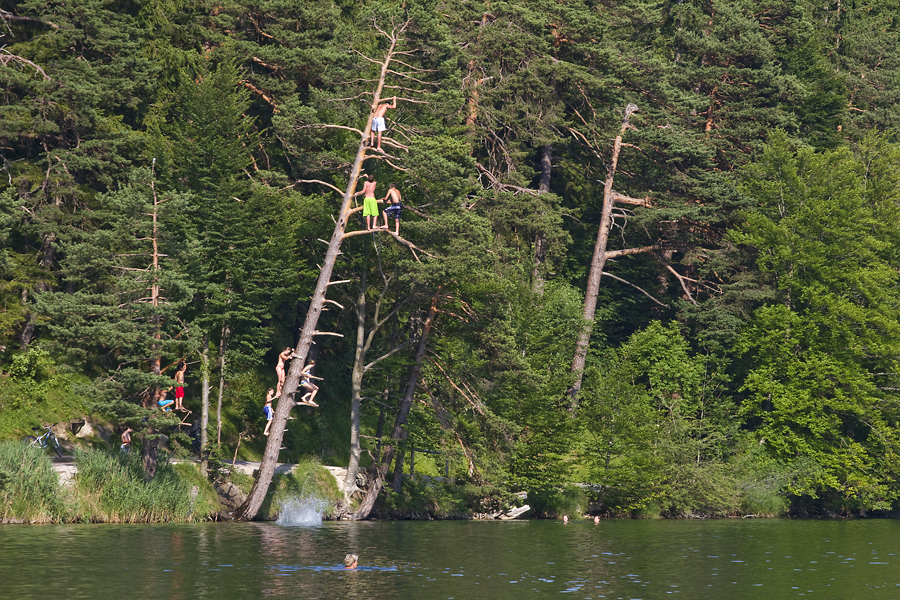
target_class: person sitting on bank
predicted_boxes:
[381,183,402,235]
[344,554,358,569]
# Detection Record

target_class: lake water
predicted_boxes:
[2,517,900,599]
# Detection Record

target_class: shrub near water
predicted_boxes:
[256,457,343,520]
[0,441,63,523]
[74,449,207,523]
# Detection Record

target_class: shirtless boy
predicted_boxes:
[381,183,402,235]
[263,389,275,436]
[354,174,381,230]
[174,361,187,411]
[370,96,397,151]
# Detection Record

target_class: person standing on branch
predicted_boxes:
[263,389,275,436]
[297,360,320,407]
[174,361,187,411]
[381,183,402,235]
[275,347,292,396]
[370,96,396,152]
[354,175,381,231]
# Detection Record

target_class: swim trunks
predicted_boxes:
[363,196,379,217]
[264,406,273,420]
[158,399,174,411]
[384,204,402,220]
[175,386,184,399]
[372,116,386,132]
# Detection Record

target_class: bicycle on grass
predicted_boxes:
[24,425,63,457]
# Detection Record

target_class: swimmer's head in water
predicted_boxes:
[344,554,358,568]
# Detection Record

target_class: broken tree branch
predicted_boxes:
[602,272,669,307]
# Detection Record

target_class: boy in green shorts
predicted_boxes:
[354,174,381,231]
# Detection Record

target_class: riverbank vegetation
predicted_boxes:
[0,441,220,523]
[4,0,900,519]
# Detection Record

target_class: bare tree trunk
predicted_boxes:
[532,144,552,295]
[345,264,368,493]
[569,105,639,406]
[391,429,408,492]
[199,333,210,477]
[354,290,439,520]
[216,325,229,447]
[143,162,163,480]
[141,433,158,480]
[465,13,491,127]
[237,24,408,521]
[18,228,57,349]
[538,144,552,194]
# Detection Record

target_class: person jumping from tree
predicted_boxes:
[370,96,397,152]
[381,183,402,235]
[354,174,381,231]
[275,347,292,395]
[296,360,320,407]
[174,361,187,411]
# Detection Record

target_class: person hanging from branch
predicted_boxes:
[381,183,402,235]
[275,347,292,395]
[369,96,397,152]
[353,174,382,231]
[296,360,321,407]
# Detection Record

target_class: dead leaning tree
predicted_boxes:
[238,20,424,521]
[568,103,670,406]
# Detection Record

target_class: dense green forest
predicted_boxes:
[3,0,900,518]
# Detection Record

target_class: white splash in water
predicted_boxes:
[277,495,329,526]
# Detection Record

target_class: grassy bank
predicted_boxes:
[0,441,223,523]
[0,441,65,523]
[71,449,222,523]
[251,457,344,520]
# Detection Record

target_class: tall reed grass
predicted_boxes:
[0,441,64,523]
[73,449,216,522]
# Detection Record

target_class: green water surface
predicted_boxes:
[2,518,899,599]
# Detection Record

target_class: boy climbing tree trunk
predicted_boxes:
[237,22,411,521]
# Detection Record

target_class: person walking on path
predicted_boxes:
[174,361,187,411]
[263,389,275,436]
[354,175,381,231]
[370,96,397,151]
[275,347,292,395]
[381,183,402,235]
